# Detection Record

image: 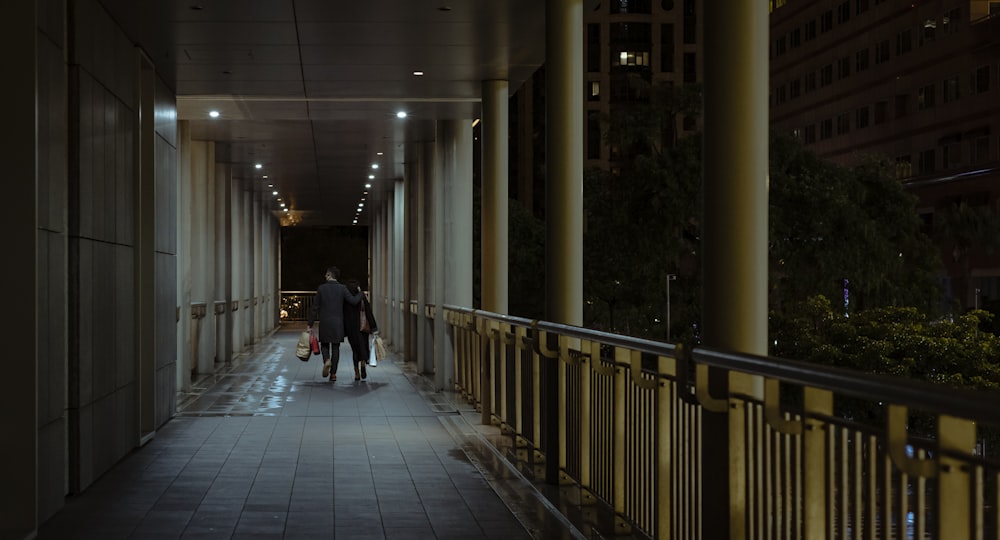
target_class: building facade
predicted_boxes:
[770,0,1000,309]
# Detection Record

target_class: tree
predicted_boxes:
[769,135,942,315]
[933,199,1000,311]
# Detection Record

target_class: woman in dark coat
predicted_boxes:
[307,266,363,382]
[343,278,378,381]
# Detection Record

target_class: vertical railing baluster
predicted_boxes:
[657,355,672,540]
[854,430,862,540]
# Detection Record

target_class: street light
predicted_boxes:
[666,274,677,341]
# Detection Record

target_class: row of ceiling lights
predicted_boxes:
[206,108,414,224]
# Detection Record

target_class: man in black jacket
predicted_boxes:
[307,266,363,382]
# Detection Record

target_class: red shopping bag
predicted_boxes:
[310,332,320,355]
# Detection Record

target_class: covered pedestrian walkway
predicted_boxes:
[36,325,587,539]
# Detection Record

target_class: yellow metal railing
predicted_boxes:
[444,305,1000,539]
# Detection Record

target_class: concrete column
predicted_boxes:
[701,3,769,539]
[190,140,215,375]
[385,187,395,346]
[432,123,447,381]
[176,123,193,391]
[215,163,233,364]
[439,119,473,389]
[544,0,584,327]
[394,179,405,349]
[243,187,253,345]
[422,139,439,375]
[413,143,429,373]
[482,80,510,314]
[2,0,38,532]
[231,177,245,353]
[252,189,262,340]
[404,159,416,362]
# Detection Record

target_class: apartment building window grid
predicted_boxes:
[683,0,696,44]
[973,65,990,94]
[804,124,816,144]
[856,105,870,129]
[919,149,936,174]
[805,71,817,93]
[611,0,652,14]
[896,28,912,55]
[837,1,850,24]
[821,64,833,87]
[683,52,696,83]
[820,118,833,140]
[837,57,850,79]
[588,24,602,72]
[660,24,674,73]
[821,10,833,33]
[837,112,850,135]
[920,18,936,46]
[856,48,869,72]
[874,100,888,124]
[856,0,869,15]
[943,7,960,34]
[875,40,890,64]
[805,19,817,41]
[943,76,960,103]
[918,84,936,109]
[790,78,801,98]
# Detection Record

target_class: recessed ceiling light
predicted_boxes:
[376,152,383,156]
[263,175,268,178]
[396,111,407,119]
[255,164,263,169]
[413,71,424,76]
[280,203,286,207]
[284,208,289,212]
[268,184,273,188]
[368,174,375,179]
[365,183,372,189]
[371,163,379,169]
[272,191,278,196]
[208,110,220,118]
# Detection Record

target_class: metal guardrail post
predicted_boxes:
[536,329,561,484]
[802,387,832,539]
[938,414,976,538]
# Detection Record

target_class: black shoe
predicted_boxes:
[361,366,367,380]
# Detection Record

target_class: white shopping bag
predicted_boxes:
[368,334,378,367]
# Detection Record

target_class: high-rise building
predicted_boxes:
[770,0,1000,309]
[510,0,704,217]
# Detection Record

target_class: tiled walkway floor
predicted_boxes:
[38,325,580,539]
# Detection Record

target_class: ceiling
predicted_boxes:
[100,0,548,227]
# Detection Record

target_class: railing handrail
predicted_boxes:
[280,290,317,295]
[694,346,1000,426]
[444,304,680,358]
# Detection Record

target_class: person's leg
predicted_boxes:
[346,333,363,380]
[321,342,333,379]
[359,336,369,379]
[329,340,341,380]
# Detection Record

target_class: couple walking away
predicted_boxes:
[307,266,379,382]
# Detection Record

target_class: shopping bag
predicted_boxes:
[310,332,320,355]
[368,335,378,367]
[296,331,311,361]
[374,334,388,361]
